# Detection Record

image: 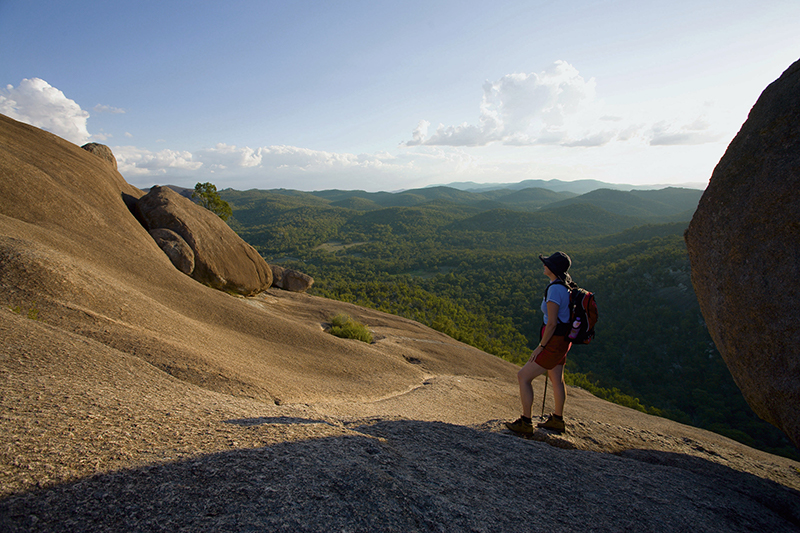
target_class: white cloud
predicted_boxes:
[0,77,722,192]
[407,61,607,148]
[93,104,125,114]
[199,143,264,169]
[647,116,723,146]
[92,130,112,142]
[408,120,430,145]
[114,146,203,176]
[405,61,732,151]
[195,143,403,174]
[561,131,618,147]
[0,78,91,144]
[115,143,413,189]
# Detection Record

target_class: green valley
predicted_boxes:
[221,185,798,459]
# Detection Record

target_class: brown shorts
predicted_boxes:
[535,325,572,370]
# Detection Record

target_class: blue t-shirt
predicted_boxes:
[541,282,571,324]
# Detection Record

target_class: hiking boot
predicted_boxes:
[537,414,566,434]
[505,417,533,435]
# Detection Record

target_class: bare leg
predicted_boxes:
[547,364,567,416]
[517,360,547,418]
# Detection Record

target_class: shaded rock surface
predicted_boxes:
[149,228,194,275]
[80,142,118,170]
[1,113,799,531]
[1,411,798,532]
[135,186,272,295]
[685,58,800,447]
[271,264,314,292]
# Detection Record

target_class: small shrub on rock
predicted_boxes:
[328,314,373,343]
[9,304,39,320]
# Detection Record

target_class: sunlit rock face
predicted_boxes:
[686,58,800,448]
[136,186,272,296]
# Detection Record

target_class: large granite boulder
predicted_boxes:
[685,58,800,447]
[149,228,195,275]
[136,186,272,296]
[81,142,118,170]
[271,265,314,293]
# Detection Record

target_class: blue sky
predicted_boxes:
[1,1,798,192]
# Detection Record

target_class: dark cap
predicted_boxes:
[539,251,572,279]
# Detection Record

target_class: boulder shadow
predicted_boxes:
[1,420,798,532]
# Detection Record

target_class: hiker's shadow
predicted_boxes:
[1,419,797,532]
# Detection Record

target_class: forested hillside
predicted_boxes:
[220,185,798,459]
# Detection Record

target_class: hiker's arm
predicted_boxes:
[541,301,560,346]
[529,301,560,362]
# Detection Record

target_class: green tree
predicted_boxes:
[193,182,232,221]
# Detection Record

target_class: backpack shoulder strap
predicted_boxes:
[544,280,573,326]
[544,279,567,299]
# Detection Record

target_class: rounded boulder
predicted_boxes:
[685,58,800,447]
[136,186,272,296]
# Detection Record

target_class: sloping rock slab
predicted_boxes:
[685,58,800,447]
[1,420,798,532]
[136,186,272,295]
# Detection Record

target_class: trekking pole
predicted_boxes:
[541,377,548,419]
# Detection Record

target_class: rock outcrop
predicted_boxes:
[271,264,314,292]
[149,228,195,275]
[685,58,800,447]
[81,142,118,170]
[135,186,272,296]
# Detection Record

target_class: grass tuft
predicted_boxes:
[10,304,40,321]
[328,313,373,343]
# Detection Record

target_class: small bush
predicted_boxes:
[328,314,373,343]
[10,304,39,320]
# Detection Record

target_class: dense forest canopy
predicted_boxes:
[220,184,798,460]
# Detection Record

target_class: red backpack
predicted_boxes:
[567,287,598,344]
[548,280,598,344]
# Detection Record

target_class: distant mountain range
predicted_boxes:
[216,184,704,228]
[434,178,707,195]
[159,178,706,202]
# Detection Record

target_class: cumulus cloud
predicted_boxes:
[199,143,264,170]
[114,146,203,176]
[409,120,430,145]
[114,143,410,187]
[405,61,732,151]
[0,78,91,144]
[194,143,404,175]
[406,61,615,148]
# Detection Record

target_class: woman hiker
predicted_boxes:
[506,251,575,435]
